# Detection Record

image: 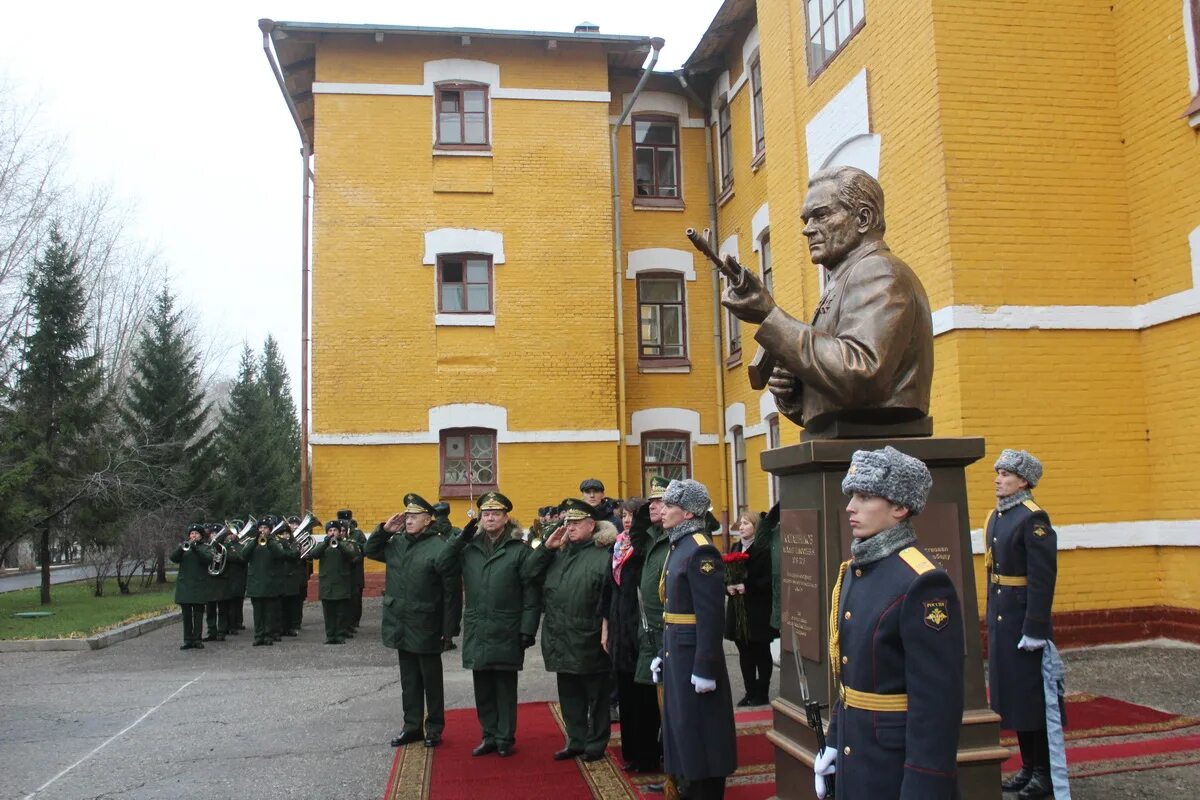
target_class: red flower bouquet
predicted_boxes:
[723,551,751,639]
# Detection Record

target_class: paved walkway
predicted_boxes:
[0,598,1196,799]
[0,565,93,593]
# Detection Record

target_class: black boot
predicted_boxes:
[1001,766,1033,792]
[1017,767,1052,800]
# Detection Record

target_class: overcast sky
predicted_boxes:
[0,0,721,410]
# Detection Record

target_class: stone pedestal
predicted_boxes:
[762,435,1009,799]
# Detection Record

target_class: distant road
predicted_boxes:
[0,564,93,593]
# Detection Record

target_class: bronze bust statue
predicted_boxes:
[721,166,933,437]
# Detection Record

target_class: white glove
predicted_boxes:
[650,656,663,684]
[1018,635,1047,651]
[813,746,836,798]
[691,674,716,693]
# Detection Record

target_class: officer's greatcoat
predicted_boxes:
[827,545,964,799]
[170,543,213,604]
[986,499,1057,731]
[534,521,616,674]
[365,525,461,654]
[659,530,737,781]
[441,521,542,670]
[311,537,361,601]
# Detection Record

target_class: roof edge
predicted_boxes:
[269,19,653,49]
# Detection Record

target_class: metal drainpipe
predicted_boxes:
[612,37,664,499]
[260,19,315,510]
[677,69,730,543]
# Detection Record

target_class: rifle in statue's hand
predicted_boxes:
[685,227,778,390]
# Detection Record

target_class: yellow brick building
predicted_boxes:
[263,1,1200,641]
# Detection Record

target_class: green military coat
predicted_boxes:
[170,542,213,605]
[222,543,247,597]
[311,537,361,600]
[635,524,670,685]
[365,524,462,654]
[533,521,616,675]
[241,535,293,598]
[440,521,545,670]
[350,527,367,589]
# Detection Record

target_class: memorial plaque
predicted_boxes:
[837,502,964,602]
[779,508,822,661]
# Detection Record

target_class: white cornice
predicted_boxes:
[970,519,1200,553]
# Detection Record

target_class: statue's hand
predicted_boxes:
[766,366,799,399]
[720,267,773,325]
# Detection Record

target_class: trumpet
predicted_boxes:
[329,533,340,549]
[182,540,193,552]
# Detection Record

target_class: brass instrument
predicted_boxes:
[208,522,237,576]
[236,516,258,544]
[182,540,193,552]
[293,512,318,558]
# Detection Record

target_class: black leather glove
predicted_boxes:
[441,637,455,652]
[460,518,478,542]
[764,501,780,530]
[520,633,536,649]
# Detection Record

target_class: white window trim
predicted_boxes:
[611,91,706,128]
[435,313,495,327]
[627,408,719,446]
[626,248,697,281]
[424,230,504,324]
[751,203,770,252]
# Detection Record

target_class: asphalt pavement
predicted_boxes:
[1,599,1197,800]
[0,566,94,593]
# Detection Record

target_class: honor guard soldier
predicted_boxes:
[651,478,737,800]
[814,447,964,800]
[440,490,546,758]
[530,498,617,763]
[338,509,367,633]
[366,493,462,749]
[171,524,213,650]
[311,519,361,644]
[986,449,1062,800]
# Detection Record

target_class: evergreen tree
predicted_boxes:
[213,344,287,515]
[5,224,106,604]
[121,286,213,581]
[259,334,300,510]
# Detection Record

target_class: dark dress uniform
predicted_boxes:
[202,535,228,641]
[222,543,247,633]
[531,512,616,760]
[242,531,287,645]
[365,508,462,745]
[170,539,213,649]
[349,525,367,629]
[312,528,361,643]
[440,502,545,754]
[827,545,964,799]
[659,530,737,795]
[986,500,1058,758]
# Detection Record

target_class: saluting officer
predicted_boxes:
[531,498,617,763]
[813,447,964,800]
[440,491,546,758]
[367,493,462,749]
[651,478,736,800]
[170,524,213,650]
[986,449,1060,800]
[311,519,361,644]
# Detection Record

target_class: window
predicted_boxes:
[718,101,734,194]
[804,0,866,78]
[436,83,489,148]
[732,426,748,518]
[767,414,781,503]
[726,302,742,360]
[440,428,497,497]
[437,254,492,313]
[750,57,766,156]
[637,273,688,363]
[642,432,691,493]
[761,234,773,295]
[633,115,681,203]
[1187,1,1200,123]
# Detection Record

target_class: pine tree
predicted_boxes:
[122,286,213,581]
[213,345,285,515]
[6,224,107,604]
[259,334,300,511]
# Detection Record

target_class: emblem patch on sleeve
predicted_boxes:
[1033,525,1049,537]
[923,600,950,631]
[699,559,716,575]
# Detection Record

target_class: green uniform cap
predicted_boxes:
[647,474,671,499]
[476,491,513,512]
[403,493,435,515]
[560,497,600,521]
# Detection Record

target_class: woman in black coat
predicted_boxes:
[607,498,661,773]
[725,511,779,706]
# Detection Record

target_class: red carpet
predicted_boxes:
[384,695,1200,798]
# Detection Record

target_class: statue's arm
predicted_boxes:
[754,258,916,407]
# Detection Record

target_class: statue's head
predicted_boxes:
[802,166,886,268]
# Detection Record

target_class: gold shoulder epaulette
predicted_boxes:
[1022,499,1043,513]
[692,533,710,546]
[898,547,935,575]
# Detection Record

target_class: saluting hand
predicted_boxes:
[545,528,567,550]
[383,513,405,533]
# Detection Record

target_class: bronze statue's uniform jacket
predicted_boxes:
[755,241,933,433]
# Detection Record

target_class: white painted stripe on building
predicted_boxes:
[422,228,505,264]
[312,429,620,446]
[626,248,697,280]
[969,519,1200,554]
[434,313,495,327]
[313,81,608,103]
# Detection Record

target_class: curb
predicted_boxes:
[0,609,180,652]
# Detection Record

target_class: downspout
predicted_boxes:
[612,37,664,499]
[677,68,730,543]
[260,19,315,510]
